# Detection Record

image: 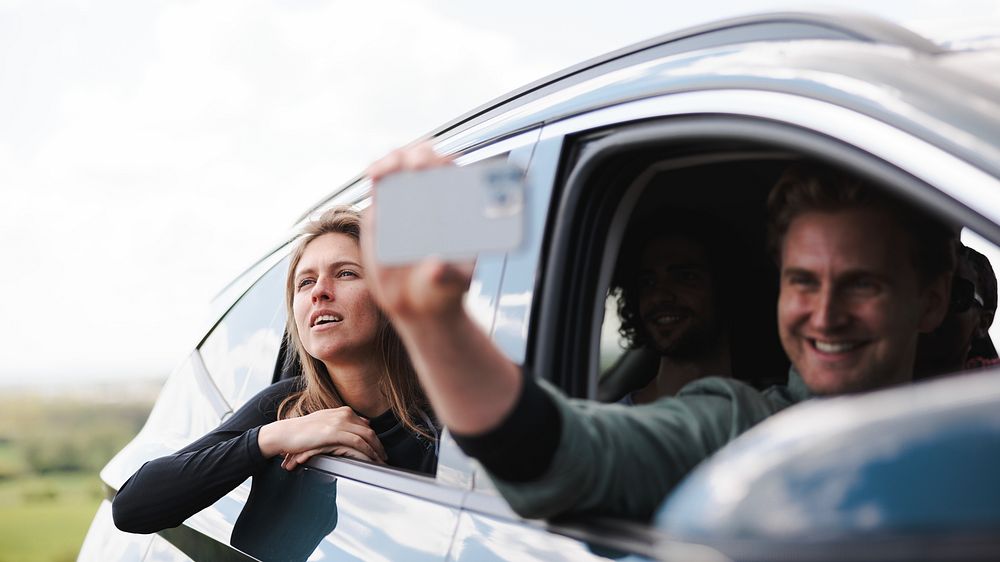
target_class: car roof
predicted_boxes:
[427,10,946,141]
[298,10,1000,226]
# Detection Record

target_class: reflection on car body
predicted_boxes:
[80,10,1000,562]
[230,461,338,562]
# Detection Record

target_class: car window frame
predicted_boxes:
[530,91,1000,400]
[196,255,291,412]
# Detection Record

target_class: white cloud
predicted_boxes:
[0,0,550,384]
[3,0,998,385]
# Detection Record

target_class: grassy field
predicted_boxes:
[0,473,102,562]
[0,391,155,562]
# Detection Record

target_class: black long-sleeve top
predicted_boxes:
[112,378,438,534]
[451,370,562,482]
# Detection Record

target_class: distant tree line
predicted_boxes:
[0,397,152,478]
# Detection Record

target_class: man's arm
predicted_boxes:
[465,374,773,520]
[362,144,523,436]
[361,145,781,520]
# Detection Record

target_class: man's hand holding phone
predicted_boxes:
[362,143,525,436]
[363,142,525,321]
[362,143,475,322]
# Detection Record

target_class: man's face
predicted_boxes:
[778,208,947,395]
[636,235,722,359]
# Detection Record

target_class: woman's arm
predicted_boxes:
[112,379,387,534]
[112,380,289,534]
[261,406,387,470]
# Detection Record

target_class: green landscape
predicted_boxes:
[0,388,156,562]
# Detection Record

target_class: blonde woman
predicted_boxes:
[113,207,437,534]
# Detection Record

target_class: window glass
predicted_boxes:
[199,257,289,411]
[142,352,230,446]
[599,294,626,374]
[599,289,666,403]
[473,130,551,365]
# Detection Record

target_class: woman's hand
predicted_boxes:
[257,406,388,470]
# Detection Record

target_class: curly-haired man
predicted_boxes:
[609,212,735,402]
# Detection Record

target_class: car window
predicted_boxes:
[524,118,999,553]
[526,123,989,557]
[597,293,662,403]
[599,294,626,373]
[199,256,290,411]
[533,136,790,399]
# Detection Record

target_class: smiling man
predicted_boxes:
[608,214,735,403]
[768,166,954,396]
[363,147,955,521]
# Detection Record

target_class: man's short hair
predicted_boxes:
[766,163,956,285]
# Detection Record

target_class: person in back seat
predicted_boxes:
[605,212,736,403]
[916,242,998,378]
[604,207,786,402]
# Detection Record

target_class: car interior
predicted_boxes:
[597,154,794,401]
[591,143,1000,407]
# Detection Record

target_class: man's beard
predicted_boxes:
[647,318,725,361]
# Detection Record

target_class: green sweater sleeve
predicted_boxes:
[488,376,795,521]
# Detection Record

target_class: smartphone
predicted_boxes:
[375,160,526,264]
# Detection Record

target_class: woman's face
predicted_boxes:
[292,233,381,366]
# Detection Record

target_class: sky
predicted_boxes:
[2,0,999,387]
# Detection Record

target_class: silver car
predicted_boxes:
[80,11,1000,562]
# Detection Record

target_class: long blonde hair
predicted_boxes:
[278,206,433,440]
